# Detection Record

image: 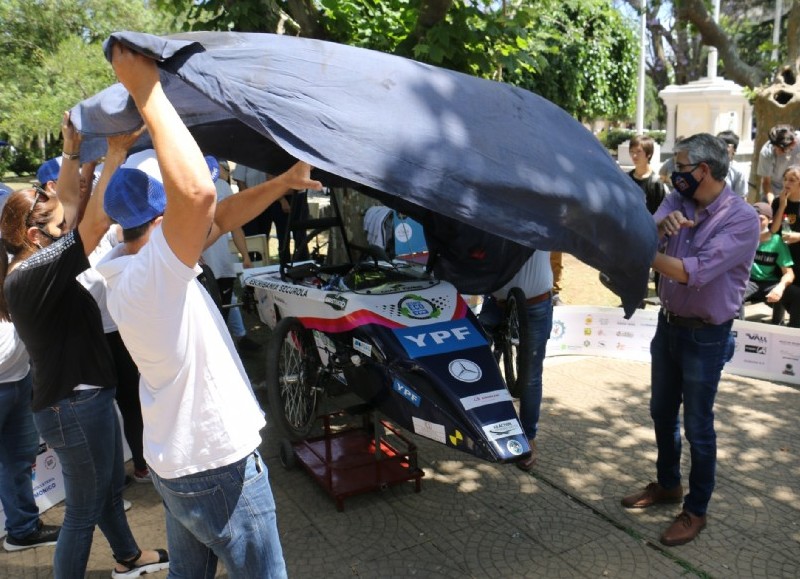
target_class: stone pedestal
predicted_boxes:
[659,76,753,158]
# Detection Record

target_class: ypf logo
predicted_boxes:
[393,320,487,358]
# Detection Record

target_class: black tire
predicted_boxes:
[266,317,320,439]
[279,439,297,469]
[501,288,531,398]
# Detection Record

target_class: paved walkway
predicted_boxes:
[3,345,798,577]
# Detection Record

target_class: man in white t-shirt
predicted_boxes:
[98,43,321,578]
[757,124,800,204]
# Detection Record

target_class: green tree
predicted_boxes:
[156,0,636,121]
[0,0,170,161]
[508,0,637,121]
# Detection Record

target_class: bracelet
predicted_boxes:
[62,151,80,160]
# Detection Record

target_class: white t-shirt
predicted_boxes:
[0,320,30,383]
[201,180,237,280]
[491,250,553,301]
[97,226,265,479]
[77,226,120,333]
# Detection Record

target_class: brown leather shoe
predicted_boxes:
[621,482,683,509]
[660,510,707,546]
[515,439,537,471]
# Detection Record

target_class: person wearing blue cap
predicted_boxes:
[0,114,169,577]
[97,43,321,578]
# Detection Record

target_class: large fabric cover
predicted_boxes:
[71,31,657,315]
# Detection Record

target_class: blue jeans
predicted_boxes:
[650,314,734,516]
[479,295,553,440]
[150,450,287,578]
[0,371,40,538]
[33,387,138,578]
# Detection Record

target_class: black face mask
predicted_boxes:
[671,170,704,199]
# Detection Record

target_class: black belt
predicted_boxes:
[660,308,711,329]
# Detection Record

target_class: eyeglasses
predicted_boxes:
[25,186,48,227]
[674,161,704,172]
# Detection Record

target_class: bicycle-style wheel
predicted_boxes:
[266,317,320,439]
[501,288,531,398]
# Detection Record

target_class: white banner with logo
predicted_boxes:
[546,306,800,385]
[0,403,133,538]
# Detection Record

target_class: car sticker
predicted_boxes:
[412,417,446,444]
[448,359,482,383]
[460,389,512,410]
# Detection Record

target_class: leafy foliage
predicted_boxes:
[507,0,636,121]
[0,0,169,169]
[598,127,665,150]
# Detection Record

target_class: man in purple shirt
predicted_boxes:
[621,133,759,546]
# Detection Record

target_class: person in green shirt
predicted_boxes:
[741,202,794,320]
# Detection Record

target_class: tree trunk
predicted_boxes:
[285,0,324,38]
[676,0,768,89]
[748,64,800,202]
[744,3,800,201]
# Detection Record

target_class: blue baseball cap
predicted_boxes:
[104,168,166,229]
[36,156,62,185]
[106,149,220,229]
[0,183,12,213]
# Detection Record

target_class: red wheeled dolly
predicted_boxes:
[279,411,424,511]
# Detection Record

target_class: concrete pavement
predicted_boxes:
[2,314,798,577]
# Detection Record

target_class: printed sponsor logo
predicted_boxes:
[783,364,795,376]
[448,430,464,446]
[44,455,56,470]
[584,315,593,325]
[460,389,512,411]
[584,328,592,335]
[744,345,767,355]
[353,338,373,357]
[248,279,309,297]
[393,319,487,358]
[550,320,566,340]
[398,294,441,320]
[395,222,413,243]
[616,331,634,338]
[583,340,591,347]
[32,477,56,499]
[746,333,767,343]
[507,440,523,455]
[392,378,421,407]
[482,419,523,441]
[448,359,482,383]
[412,417,446,444]
[324,293,348,311]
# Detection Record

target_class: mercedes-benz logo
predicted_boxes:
[448,359,482,383]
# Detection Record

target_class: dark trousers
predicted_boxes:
[105,331,145,471]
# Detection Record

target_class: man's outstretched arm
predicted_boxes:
[205,163,321,248]
[110,42,217,268]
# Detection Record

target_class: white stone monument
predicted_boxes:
[658,0,754,159]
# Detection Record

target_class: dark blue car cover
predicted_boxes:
[71,31,657,316]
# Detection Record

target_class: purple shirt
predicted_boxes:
[654,187,760,324]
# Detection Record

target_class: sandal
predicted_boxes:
[112,548,170,578]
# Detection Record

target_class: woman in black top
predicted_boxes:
[0,118,167,577]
